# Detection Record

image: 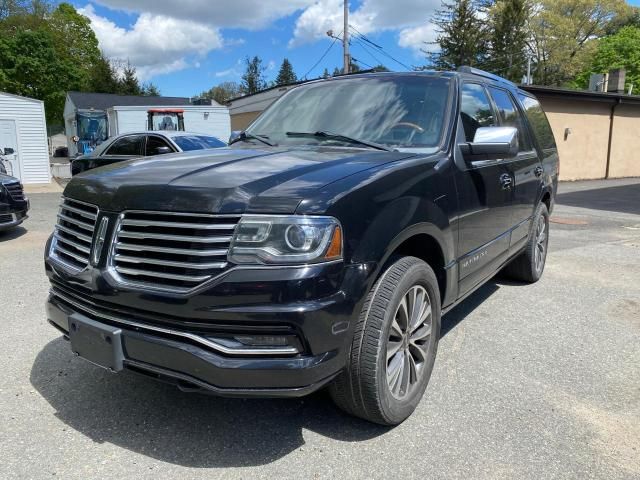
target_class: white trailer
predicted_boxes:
[107,105,231,142]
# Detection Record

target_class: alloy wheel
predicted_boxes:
[386,285,433,400]
[534,214,548,273]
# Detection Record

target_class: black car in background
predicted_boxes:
[71,131,226,175]
[45,68,558,425]
[0,173,28,231]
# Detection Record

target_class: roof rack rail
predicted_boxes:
[457,66,516,87]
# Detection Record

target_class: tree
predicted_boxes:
[526,0,631,85]
[200,81,242,104]
[322,68,330,79]
[141,82,161,96]
[425,0,488,70]
[118,61,142,95]
[88,52,120,93]
[241,56,267,94]
[0,29,84,124]
[576,26,640,91]
[485,0,530,82]
[332,67,341,76]
[48,2,100,89]
[275,58,297,85]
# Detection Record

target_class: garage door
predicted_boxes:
[0,119,20,180]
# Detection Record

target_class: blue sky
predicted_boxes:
[69,0,640,97]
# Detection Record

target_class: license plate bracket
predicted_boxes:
[68,314,124,372]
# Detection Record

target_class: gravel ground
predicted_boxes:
[1,179,639,480]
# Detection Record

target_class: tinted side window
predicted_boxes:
[106,136,144,156]
[146,136,173,156]
[460,83,495,142]
[488,87,531,151]
[518,94,556,151]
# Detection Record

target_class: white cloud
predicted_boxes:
[289,0,440,50]
[93,0,315,29]
[398,23,438,55]
[80,5,223,80]
[215,68,240,78]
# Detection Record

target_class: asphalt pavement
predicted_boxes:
[0,178,638,479]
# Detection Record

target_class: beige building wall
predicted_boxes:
[537,97,611,181]
[608,104,640,178]
[231,111,261,131]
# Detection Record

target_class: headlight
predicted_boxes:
[228,215,343,265]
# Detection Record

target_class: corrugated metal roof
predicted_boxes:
[67,91,191,110]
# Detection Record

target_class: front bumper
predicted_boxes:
[45,261,375,397]
[0,209,28,231]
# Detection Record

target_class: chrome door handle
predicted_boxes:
[500,174,513,189]
[534,166,543,177]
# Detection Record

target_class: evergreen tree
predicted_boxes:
[88,52,119,93]
[241,56,267,94]
[118,61,142,95]
[322,68,330,79]
[141,82,160,96]
[275,58,297,85]
[332,67,341,76]
[485,0,530,82]
[425,0,488,70]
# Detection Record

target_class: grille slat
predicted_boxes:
[111,211,240,291]
[4,182,25,201]
[50,198,98,270]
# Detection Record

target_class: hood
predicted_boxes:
[64,146,418,214]
[0,173,19,184]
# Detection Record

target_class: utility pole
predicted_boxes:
[343,0,350,74]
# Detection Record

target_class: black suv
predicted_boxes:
[0,173,29,231]
[45,68,558,425]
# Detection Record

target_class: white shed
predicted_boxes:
[0,92,51,184]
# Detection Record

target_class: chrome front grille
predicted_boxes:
[4,181,25,201]
[51,198,98,270]
[111,211,240,291]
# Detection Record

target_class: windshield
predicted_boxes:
[247,75,451,149]
[173,135,226,151]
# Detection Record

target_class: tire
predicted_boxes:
[329,256,441,425]
[502,202,549,283]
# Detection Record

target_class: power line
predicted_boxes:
[351,36,385,67]
[302,31,342,80]
[351,56,374,69]
[348,25,412,71]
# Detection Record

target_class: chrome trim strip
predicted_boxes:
[60,204,97,220]
[117,230,232,243]
[49,289,300,356]
[53,233,91,254]
[116,243,228,256]
[115,267,211,282]
[55,224,92,243]
[121,219,237,230]
[53,243,90,263]
[115,254,227,270]
[56,213,94,231]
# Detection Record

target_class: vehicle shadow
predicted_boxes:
[556,183,640,215]
[30,337,389,468]
[31,279,502,468]
[0,225,27,241]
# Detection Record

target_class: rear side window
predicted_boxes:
[518,95,556,151]
[488,87,531,151]
[105,135,144,156]
[460,83,495,142]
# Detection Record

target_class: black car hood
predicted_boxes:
[64,146,417,214]
[0,173,19,184]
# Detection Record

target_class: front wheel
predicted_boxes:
[330,256,441,425]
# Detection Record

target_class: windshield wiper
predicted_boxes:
[230,131,276,147]
[285,131,393,152]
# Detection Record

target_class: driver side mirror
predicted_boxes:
[459,126,518,162]
[154,146,172,155]
[229,130,243,144]
[3,147,14,155]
